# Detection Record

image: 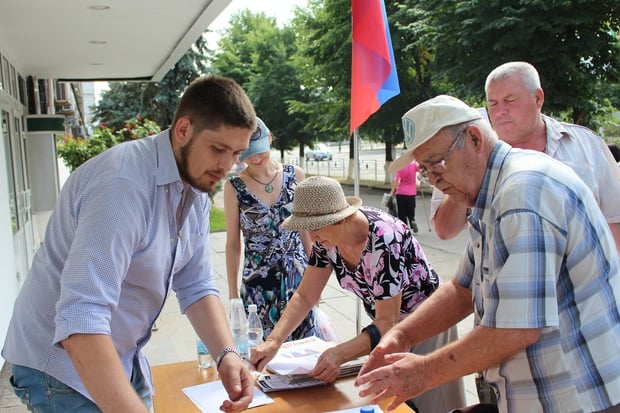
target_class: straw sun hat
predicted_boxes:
[282,176,362,231]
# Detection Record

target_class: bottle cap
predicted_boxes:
[360,407,374,413]
[248,304,257,312]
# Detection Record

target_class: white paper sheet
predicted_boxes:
[182,380,274,412]
[266,336,336,375]
[266,336,365,376]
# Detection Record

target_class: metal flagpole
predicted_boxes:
[353,129,360,197]
[353,128,362,334]
[350,0,400,335]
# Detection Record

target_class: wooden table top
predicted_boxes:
[152,360,413,413]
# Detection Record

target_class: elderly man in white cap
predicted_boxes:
[355,95,620,413]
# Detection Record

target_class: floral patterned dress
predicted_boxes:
[309,206,440,320]
[229,164,316,341]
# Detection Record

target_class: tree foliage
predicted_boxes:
[56,127,118,172]
[401,0,620,126]
[92,37,210,130]
[57,117,161,172]
[365,2,438,159]
[90,0,620,156]
[291,0,437,162]
[211,10,315,158]
[91,82,145,131]
[291,0,352,142]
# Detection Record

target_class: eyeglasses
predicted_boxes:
[418,126,467,185]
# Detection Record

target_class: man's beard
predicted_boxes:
[177,138,218,194]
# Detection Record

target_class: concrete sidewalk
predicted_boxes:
[0,184,478,412]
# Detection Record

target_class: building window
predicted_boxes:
[1,56,10,93]
[0,52,3,91]
[18,75,26,106]
[37,79,48,115]
[2,111,18,233]
[10,65,18,99]
[26,76,36,114]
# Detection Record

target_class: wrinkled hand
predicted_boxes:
[218,354,254,412]
[356,327,408,378]
[309,346,344,383]
[355,352,429,411]
[250,339,280,373]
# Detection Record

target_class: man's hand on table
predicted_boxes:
[218,353,254,412]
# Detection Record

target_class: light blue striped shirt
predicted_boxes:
[456,141,620,412]
[2,130,219,399]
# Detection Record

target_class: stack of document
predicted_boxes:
[256,373,327,392]
[256,336,366,392]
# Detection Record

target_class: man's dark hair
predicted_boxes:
[172,74,256,133]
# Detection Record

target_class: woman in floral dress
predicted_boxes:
[251,176,465,413]
[224,118,316,340]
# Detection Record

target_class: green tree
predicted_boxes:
[211,10,314,159]
[291,0,352,143]
[403,0,620,126]
[362,2,438,162]
[92,37,211,130]
[91,82,145,131]
[116,117,161,142]
[57,118,162,172]
[57,126,118,172]
[146,35,211,128]
[292,0,437,178]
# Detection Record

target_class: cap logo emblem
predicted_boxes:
[402,118,415,147]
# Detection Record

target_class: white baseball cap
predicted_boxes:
[390,95,481,173]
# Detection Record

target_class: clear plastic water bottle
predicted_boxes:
[229,298,249,358]
[247,304,263,349]
[196,339,213,369]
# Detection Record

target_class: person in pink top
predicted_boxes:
[389,161,419,233]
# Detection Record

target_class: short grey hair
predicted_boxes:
[485,61,541,95]
[444,117,497,149]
